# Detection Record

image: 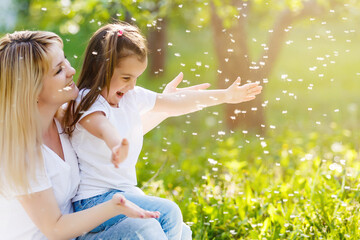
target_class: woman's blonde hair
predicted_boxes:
[0,31,63,196]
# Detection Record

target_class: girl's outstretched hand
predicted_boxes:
[163,72,211,93]
[111,193,160,219]
[111,138,129,168]
[225,77,262,104]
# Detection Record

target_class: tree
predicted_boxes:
[144,0,354,132]
[209,0,327,132]
[16,0,358,132]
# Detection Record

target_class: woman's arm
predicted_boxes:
[151,76,262,117]
[18,188,159,240]
[79,112,128,168]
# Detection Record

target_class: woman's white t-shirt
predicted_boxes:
[71,86,157,202]
[0,120,80,240]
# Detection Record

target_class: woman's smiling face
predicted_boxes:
[100,55,148,107]
[38,43,78,106]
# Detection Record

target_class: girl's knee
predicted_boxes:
[181,223,192,240]
[162,199,183,222]
[132,219,167,240]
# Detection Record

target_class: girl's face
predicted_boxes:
[38,44,78,107]
[101,55,147,107]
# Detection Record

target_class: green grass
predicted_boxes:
[3,16,360,239]
[136,21,360,239]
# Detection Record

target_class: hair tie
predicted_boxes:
[118,30,123,37]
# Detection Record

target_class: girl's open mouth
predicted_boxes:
[116,91,124,97]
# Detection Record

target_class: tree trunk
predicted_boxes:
[210,1,266,133]
[209,0,323,133]
[148,18,167,76]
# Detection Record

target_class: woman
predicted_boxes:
[0,30,160,240]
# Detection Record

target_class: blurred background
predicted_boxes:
[2,0,360,239]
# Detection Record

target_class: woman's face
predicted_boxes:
[101,55,147,107]
[38,43,78,107]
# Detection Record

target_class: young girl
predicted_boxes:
[63,22,262,239]
[0,30,159,240]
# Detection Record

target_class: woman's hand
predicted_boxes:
[111,193,160,219]
[225,77,262,104]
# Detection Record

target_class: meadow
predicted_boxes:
[136,20,360,239]
[4,15,360,239]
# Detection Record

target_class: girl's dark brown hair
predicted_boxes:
[63,21,147,136]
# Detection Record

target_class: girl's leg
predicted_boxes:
[122,192,186,240]
[77,217,167,240]
[74,189,191,239]
[181,222,193,240]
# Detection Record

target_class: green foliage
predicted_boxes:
[5,1,360,239]
[16,0,357,35]
[16,0,174,34]
[140,122,360,239]
[135,14,360,239]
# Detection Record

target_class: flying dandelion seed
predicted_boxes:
[230,230,237,235]
[208,158,217,165]
[329,163,342,173]
[331,142,343,152]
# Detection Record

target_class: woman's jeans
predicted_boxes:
[73,189,192,240]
